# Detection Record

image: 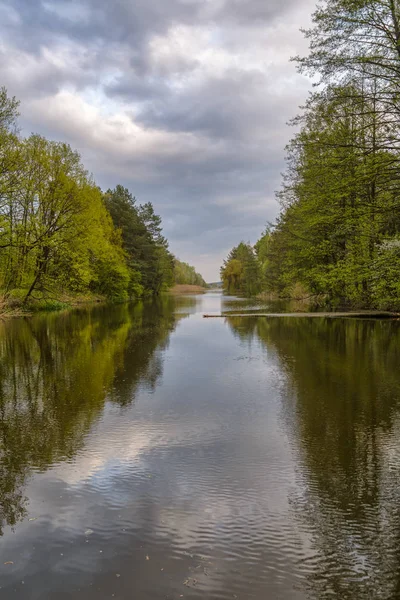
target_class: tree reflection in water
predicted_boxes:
[0,297,193,535]
[227,316,400,599]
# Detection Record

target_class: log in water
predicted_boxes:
[204,311,400,319]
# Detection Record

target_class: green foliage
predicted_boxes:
[257,84,400,307]
[223,1,400,309]
[174,259,206,287]
[368,239,400,310]
[221,242,261,296]
[0,87,176,307]
[0,86,19,132]
[104,186,173,296]
[29,299,70,312]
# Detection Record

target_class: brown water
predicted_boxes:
[1,292,400,599]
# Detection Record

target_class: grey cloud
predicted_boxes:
[0,0,193,61]
[107,77,172,104]
[215,0,301,24]
[0,0,313,280]
[2,0,301,51]
[132,70,300,139]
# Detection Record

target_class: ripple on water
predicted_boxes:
[1,296,400,599]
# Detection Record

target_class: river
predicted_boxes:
[0,292,400,599]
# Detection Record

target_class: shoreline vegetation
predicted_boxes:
[168,284,207,294]
[0,285,210,320]
[0,86,206,319]
[0,291,108,320]
[0,284,210,320]
[221,2,400,312]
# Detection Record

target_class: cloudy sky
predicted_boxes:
[0,0,315,280]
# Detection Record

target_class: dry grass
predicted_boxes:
[168,284,207,294]
[0,294,27,319]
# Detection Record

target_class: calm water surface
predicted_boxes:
[1,292,400,599]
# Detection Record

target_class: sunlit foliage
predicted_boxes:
[0,87,204,306]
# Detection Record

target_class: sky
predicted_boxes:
[0,0,316,281]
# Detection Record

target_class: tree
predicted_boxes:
[221,1,400,309]
[104,185,148,297]
[137,201,174,293]
[0,85,194,308]
[221,242,261,296]
[174,259,206,287]
[105,187,174,296]
[296,0,400,153]
[260,84,400,306]
[221,258,243,293]
[0,87,21,261]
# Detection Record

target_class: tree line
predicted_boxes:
[0,87,205,307]
[173,259,207,288]
[222,0,400,310]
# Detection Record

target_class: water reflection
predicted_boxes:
[227,316,400,599]
[0,298,189,535]
[2,296,400,599]
[221,296,318,314]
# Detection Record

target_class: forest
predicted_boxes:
[222,0,400,310]
[0,87,205,312]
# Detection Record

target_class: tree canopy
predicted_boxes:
[174,259,207,287]
[221,242,261,296]
[0,87,205,307]
[222,0,400,309]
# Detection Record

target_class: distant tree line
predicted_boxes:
[222,0,400,310]
[173,259,207,287]
[0,87,204,306]
[221,242,261,297]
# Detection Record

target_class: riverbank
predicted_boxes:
[2,291,400,598]
[0,285,207,320]
[0,291,107,320]
[167,284,207,294]
[255,290,400,313]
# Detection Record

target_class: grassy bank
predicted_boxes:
[0,283,208,320]
[0,291,107,320]
[168,284,207,294]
